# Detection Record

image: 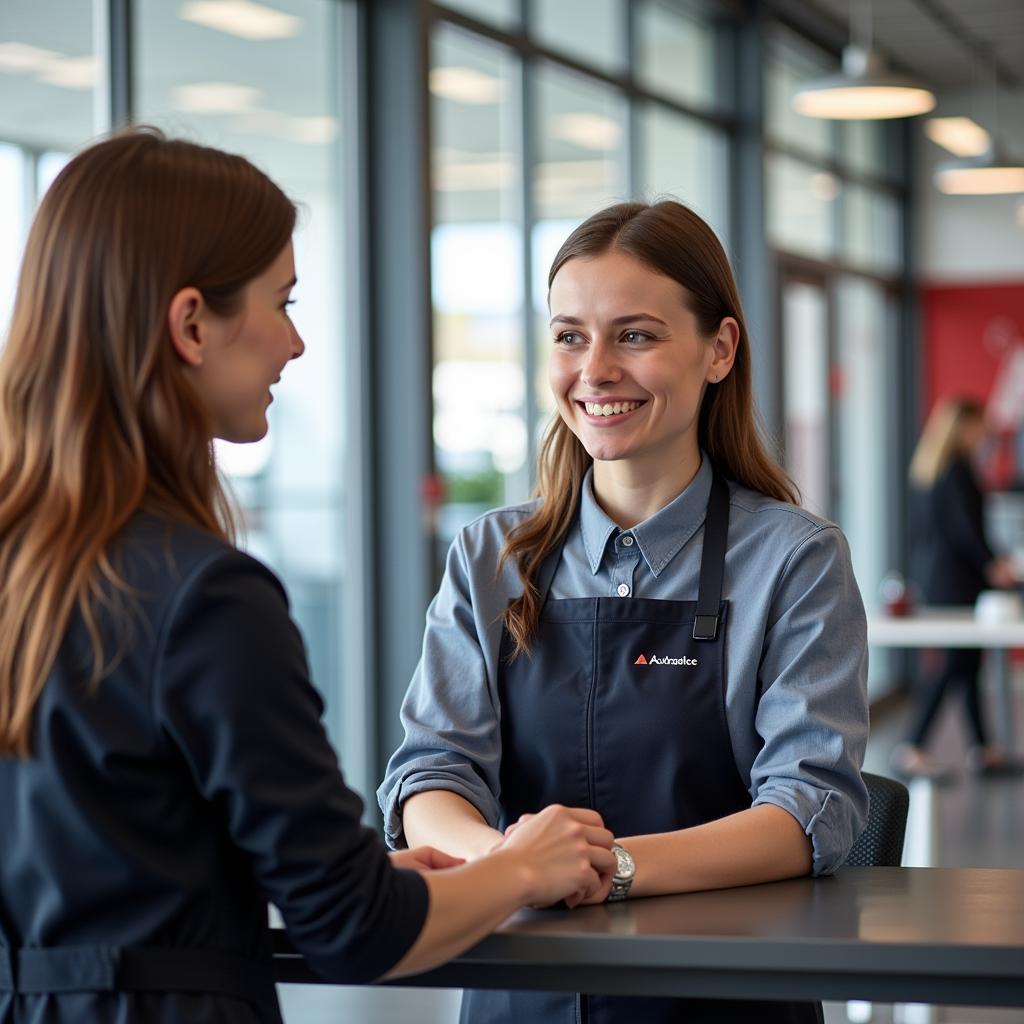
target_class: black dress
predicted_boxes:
[907,456,995,748]
[0,515,427,1023]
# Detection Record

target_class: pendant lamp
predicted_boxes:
[792,0,935,120]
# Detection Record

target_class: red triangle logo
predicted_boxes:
[634,654,648,665]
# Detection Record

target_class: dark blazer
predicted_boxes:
[0,515,427,1023]
[910,455,994,605]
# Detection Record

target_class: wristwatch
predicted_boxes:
[606,843,636,902]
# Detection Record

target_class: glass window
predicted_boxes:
[781,279,831,518]
[0,0,99,336]
[640,102,729,245]
[137,0,349,742]
[842,183,901,275]
[530,0,624,74]
[437,0,519,29]
[766,152,839,260]
[430,26,525,544]
[532,63,628,426]
[765,28,836,161]
[636,0,726,112]
[834,277,893,698]
[840,120,900,181]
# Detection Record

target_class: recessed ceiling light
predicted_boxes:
[288,116,338,145]
[0,41,60,73]
[179,0,302,41]
[552,113,621,151]
[429,66,503,105]
[924,117,991,158]
[172,81,262,114]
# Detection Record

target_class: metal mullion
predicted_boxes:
[625,0,641,199]
[520,43,539,489]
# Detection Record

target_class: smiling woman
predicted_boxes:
[381,199,870,1024]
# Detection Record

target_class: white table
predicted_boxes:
[867,608,1024,751]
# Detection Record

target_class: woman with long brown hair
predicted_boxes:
[0,128,617,1023]
[381,200,870,1024]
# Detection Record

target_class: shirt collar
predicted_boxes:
[577,455,714,577]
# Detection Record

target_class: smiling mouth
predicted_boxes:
[578,399,647,418]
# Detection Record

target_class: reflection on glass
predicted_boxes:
[835,278,891,697]
[842,183,901,275]
[533,63,627,428]
[138,0,346,732]
[782,280,830,518]
[437,0,519,29]
[636,0,724,111]
[431,26,525,545]
[767,153,839,260]
[530,0,624,73]
[840,120,898,181]
[765,28,835,160]
[640,103,729,245]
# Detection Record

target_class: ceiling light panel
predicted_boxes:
[179,1,302,41]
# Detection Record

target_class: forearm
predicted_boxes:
[402,790,504,860]
[620,804,812,899]
[383,850,530,978]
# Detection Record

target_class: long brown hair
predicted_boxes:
[500,200,797,659]
[0,127,296,756]
[908,396,985,490]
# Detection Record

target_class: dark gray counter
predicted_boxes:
[273,867,1024,1006]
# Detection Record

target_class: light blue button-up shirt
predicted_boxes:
[378,456,869,874]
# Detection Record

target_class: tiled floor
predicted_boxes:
[279,679,1024,1024]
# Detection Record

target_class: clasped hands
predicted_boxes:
[391,804,618,908]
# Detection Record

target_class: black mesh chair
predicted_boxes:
[843,771,910,867]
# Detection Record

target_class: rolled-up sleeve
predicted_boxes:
[749,525,869,875]
[377,530,504,849]
[155,551,428,983]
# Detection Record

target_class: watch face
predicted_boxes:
[613,845,635,879]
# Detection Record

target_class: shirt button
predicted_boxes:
[621,535,634,547]
[616,583,630,597]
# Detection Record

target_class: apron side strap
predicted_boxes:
[0,948,12,992]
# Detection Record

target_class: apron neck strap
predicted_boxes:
[692,469,730,641]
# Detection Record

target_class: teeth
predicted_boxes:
[585,400,642,417]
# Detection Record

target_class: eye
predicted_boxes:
[555,330,583,346]
[280,298,296,315]
[622,330,650,345]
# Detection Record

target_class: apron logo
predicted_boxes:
[634,653,698,667]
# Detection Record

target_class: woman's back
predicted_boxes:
[0,515,426,1023]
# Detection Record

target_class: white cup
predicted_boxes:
[975,590,1023,624]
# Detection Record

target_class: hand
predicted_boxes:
[390,846,466,873]
[986,557,1018,590]
[498,804,617,909]
[504,813,615,907]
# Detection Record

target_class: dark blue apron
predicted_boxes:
[461,471,822,1024]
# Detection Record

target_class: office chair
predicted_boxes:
[843,771,910,868]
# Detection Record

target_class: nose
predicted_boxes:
[580,339,620,387]
[290,324,305,360]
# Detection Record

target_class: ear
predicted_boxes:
[167,286,209,368]
[707,316,740,384]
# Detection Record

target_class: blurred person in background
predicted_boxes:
[892,396,1019,780]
